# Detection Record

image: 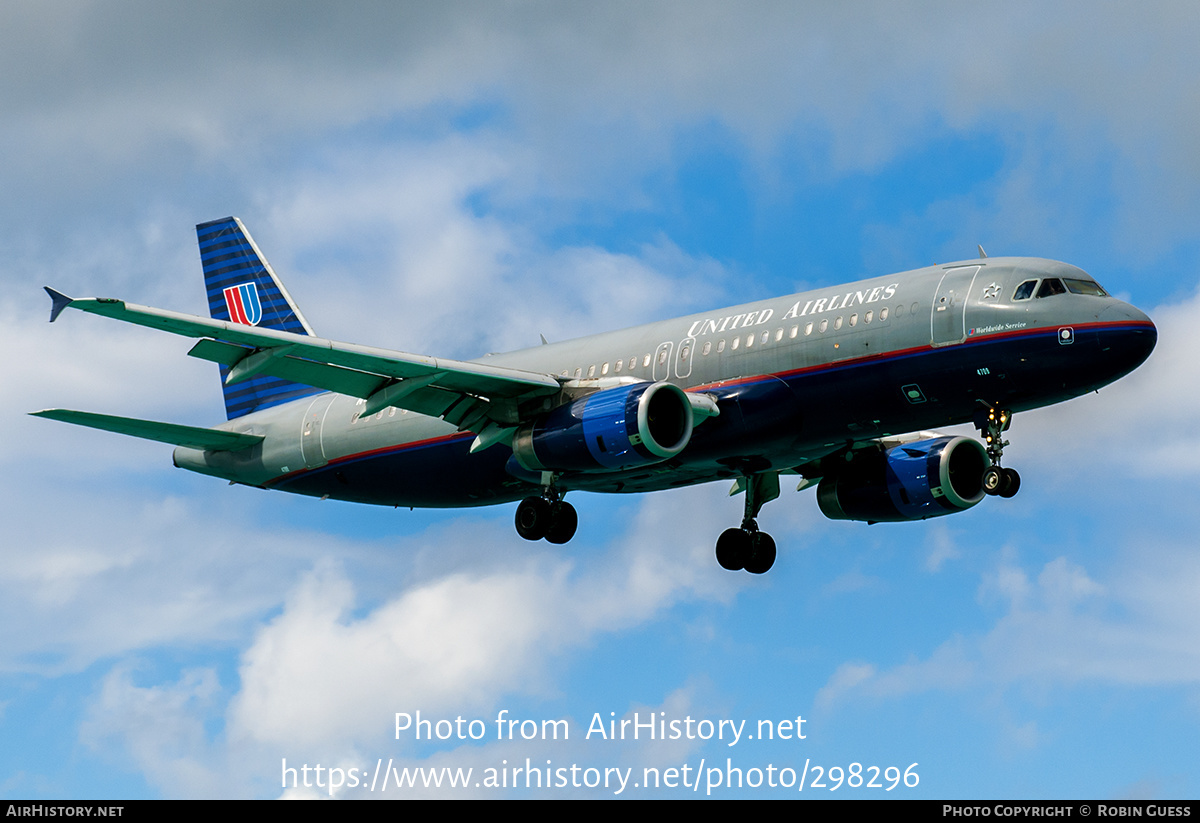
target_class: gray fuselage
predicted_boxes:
[173,256,1156,508]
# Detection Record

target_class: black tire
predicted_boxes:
[545,502,578,544]
[716,528,749,571]
[982,465,1004,496]
[999,467,1021,498]
[515,497,551,541]
[744,532,777,575]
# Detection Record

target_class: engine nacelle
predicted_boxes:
[816,435,989,523]
[512,381,693,472]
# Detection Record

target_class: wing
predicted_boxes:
[45,288,563,451]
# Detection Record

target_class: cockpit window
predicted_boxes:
[1013,280,1037,301]
[1036,278,1067,298]
[1063,278,1108,297]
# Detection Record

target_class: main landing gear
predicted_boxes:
[975,405,1021,499]
[716,473,779,574]
[515,484,578,545]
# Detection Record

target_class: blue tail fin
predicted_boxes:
[197,217,324,420]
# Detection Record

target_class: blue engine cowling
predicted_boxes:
[816,435,989,522]
[512,381,694,472]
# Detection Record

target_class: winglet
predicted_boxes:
[44,287,73,323]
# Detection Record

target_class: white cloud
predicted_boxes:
[4,3,1200,241]
[81,663,228,799]
[5,1,1200,800]
[58,486,744,797]
[0,485,344,674]
[2,307,214,465]
[924,523,962,572]
[245,137,727,359]
[346,685,714,799]
[229,486,737,754]
[1018,284,1200,482]
[815,662,877,711]
[818,544,1200,711]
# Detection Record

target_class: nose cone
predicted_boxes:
[1097,300,1157,376]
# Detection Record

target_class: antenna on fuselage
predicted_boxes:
[977,245,988,259]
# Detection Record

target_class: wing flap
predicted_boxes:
[187,338,251,366]
[186,338,466,420]
[30,409,264,452]
[187,340,389,399]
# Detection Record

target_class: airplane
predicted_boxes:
[34,217,1157,574]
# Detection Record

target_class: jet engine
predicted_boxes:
[512,381,693,472]
[816,435,988,523]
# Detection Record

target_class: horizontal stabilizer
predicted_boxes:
[30,409,264,452]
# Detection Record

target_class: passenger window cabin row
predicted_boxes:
[559,302,919,379]
[350,279,1107,425]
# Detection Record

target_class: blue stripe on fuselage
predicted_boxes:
[261,320,1155,506]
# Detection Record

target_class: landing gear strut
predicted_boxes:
[716,473,778,574]
[975,405,1021,499]
[515,482,578,544]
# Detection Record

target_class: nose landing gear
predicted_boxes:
[976,406,1020,498]
[716,472,779,574]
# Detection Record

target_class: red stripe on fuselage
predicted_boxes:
[265,431,474,487]
[267,319,1154,485]
[686,319,1153,393]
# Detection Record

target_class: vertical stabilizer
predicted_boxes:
[196,217,323,419]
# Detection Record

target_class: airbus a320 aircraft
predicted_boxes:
[36,218,1156,574]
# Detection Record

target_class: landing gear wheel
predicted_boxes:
[998,467,1021,499]
[716,528,750,571]
[515,496,551,541]
[744,532,776,575]
[714,473,782,573]
[982,465,1005,496]
[976,405,1021,499]
[544,502,578,544]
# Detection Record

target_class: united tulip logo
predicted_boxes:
[223,282,263,326]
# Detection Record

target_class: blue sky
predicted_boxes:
[2,1,1198,799]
